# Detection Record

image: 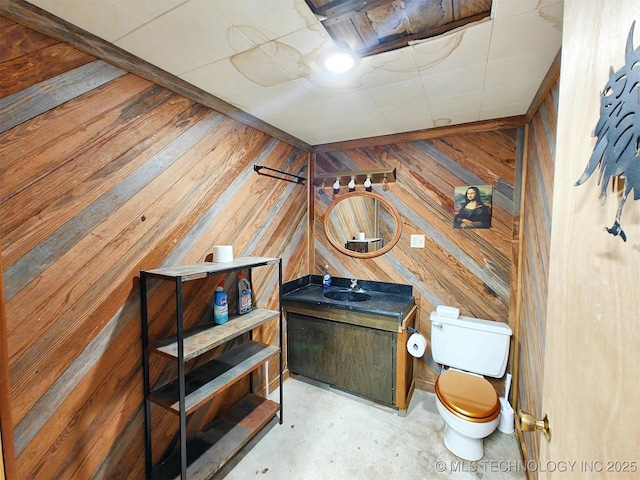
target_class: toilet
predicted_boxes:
[429,306,512,461]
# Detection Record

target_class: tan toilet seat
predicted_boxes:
[435,369,500,423]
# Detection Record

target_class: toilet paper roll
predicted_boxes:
[407,332,427,358]
[357,232,366,240]
[212,245,233,262]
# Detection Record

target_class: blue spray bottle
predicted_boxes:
[214,282,228,324]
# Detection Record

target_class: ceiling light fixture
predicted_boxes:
[322,42,357,73]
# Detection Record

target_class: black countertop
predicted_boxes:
[282,275,415,322]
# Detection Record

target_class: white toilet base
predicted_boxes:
[443,423,484,461]
[435,396,499,461]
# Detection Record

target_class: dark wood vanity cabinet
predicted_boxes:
[287,312,396,405]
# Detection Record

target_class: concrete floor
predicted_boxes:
[224,377,528,480]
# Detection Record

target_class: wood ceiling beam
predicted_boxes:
[316,0,395,27]
[525,49,561,123]
[356,11,490,56]
[0,0,313,151]
[311,116,526,153]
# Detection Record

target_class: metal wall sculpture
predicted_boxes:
[575,21,640,242]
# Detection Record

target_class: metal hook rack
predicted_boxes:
[254,165,306,185]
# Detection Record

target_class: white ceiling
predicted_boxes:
[26,0,563,146]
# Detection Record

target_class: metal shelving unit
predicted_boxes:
[140,257,283,479]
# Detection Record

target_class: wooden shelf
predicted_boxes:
[144,257,280,281]
[151,394,279,480]
[150,308,279,361]
[141,256,283,479]
[150,341,279,415]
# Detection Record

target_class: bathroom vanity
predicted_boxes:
[283,276,416,410]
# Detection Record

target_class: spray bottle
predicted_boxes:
[213,282,228,324]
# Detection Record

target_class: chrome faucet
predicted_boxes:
[350,278,365,292]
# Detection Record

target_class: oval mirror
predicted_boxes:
[324,191,402,258]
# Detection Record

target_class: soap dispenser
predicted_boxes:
[322,265,332,289]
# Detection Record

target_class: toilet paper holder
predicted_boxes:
[406,330,427,358]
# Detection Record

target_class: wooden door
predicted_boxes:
[535,1,640,478]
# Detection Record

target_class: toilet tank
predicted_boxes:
[429,311,512,377]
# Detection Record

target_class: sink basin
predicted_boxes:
[323,290,371,302]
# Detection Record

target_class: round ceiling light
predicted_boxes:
[322,43,357,73]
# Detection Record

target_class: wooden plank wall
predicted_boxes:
[313,129,518,389]
[516,76,559,476]
[0,18,308,479]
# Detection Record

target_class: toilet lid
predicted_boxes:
[435,369,500,422]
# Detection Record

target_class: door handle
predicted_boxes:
[517,410,551,442]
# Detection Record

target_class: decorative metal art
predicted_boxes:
[575,22,640,242]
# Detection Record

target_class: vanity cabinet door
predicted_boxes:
[287,313,395,405]
[287,313,339,385]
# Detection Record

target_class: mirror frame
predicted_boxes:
[323,191,402,259]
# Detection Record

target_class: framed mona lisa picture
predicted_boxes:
[453,185,493,229]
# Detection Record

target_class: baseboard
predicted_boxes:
[414,378,435,393]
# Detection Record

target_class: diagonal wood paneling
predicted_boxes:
[0,8,558,478]
[515,75,558,476]
[314,128,517,389]
[0,17,308,479]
